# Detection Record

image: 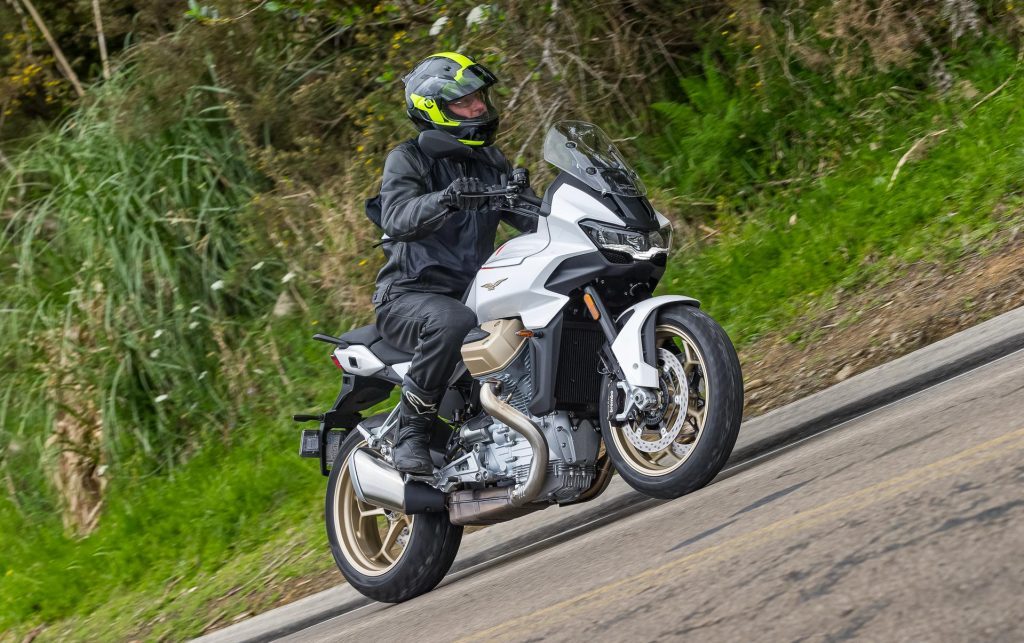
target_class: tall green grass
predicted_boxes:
[652,43,1024,343]
[0,76,281,488]
[0,383,318,628]
[0,69,363,628]
[0,314,343,630]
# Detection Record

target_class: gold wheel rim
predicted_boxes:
[608,323,710,477]
[332,440,414,576]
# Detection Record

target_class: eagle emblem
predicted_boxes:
[482,277,508,291]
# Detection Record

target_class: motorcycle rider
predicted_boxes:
[370,52,536,474]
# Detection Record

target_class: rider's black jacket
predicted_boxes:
[371,140,536,306]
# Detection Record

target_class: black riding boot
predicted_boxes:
[392,385,440,475]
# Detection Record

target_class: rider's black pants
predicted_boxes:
[375,292,477,400]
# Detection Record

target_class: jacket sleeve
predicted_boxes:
[379,146,452,242]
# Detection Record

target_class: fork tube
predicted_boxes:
[584,284,618,343]
[583,285,626,381]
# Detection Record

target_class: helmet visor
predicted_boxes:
[413,63,497,104]
[440,86,499,122]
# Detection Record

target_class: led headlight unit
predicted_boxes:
[579,220,672,260]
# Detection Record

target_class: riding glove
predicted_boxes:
[441,177,488,210]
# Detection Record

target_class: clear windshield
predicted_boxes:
[542,121,646,197]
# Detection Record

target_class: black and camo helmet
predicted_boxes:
[403,52,499,147]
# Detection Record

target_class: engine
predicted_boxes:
[444,318,602,504]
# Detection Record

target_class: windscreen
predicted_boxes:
[542,121,646,197]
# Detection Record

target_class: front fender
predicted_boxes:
[610,295,700,388]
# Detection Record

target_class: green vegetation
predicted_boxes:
[652,41,1024,343]
[1,1,1022,639]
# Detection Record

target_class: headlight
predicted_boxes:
[579,220,672,260]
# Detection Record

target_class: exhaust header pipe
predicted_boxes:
[350,380,550,525]
[479,381,548,507]
[449,382,550,526]
[348,448,445,515]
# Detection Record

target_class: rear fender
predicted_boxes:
[609,295,700,388]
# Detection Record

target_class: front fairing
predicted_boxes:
[468,178,668,327]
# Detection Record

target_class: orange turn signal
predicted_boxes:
[583,293,600,320]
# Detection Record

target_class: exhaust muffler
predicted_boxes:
[347,448,446,515]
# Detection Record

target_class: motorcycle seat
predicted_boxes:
[339,324,413,366]
[338,324,381,346]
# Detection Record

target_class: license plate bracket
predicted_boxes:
[298,428,346,473]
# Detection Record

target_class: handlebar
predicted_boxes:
[458,186,543,209]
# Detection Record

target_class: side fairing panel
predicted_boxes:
[471,183,614,328]
[481,217,552,269]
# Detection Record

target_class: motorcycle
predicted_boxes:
[294,121,743,603]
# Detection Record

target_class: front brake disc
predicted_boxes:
[622,348,689,453]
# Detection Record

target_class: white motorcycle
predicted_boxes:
[295,121,743,602]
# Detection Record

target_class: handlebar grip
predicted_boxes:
[518,193,543,207]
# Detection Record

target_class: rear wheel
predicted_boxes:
[325,422,463,602]
[601,305,743,499]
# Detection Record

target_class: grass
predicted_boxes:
[0,76,281,486]
[0,317,338,632]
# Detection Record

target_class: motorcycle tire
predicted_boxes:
[600,304,743,500]
[325,423,463,603]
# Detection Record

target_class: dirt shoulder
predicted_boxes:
[740,236,1024,418]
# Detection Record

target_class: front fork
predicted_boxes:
[584,285,700,422]
[584,285,655,422]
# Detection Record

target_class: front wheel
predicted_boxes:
[325,421,463,603]
[601,305,743,499]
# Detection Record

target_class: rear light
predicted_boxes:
[330,353,344,371]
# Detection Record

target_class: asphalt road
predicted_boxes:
[284,348,1024,642]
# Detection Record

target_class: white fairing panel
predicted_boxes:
[466,177,684,387]
[471,183,624,328]
[392,362,410,380]
[333,345,386,377]
[610,295,700,388]
[482,221,551,268]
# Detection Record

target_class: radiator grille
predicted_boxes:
[554,323,604,412]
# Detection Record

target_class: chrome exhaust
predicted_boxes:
[479,381,548,507]
[348,448,445,515]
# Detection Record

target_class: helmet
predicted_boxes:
[403,52,500,147]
